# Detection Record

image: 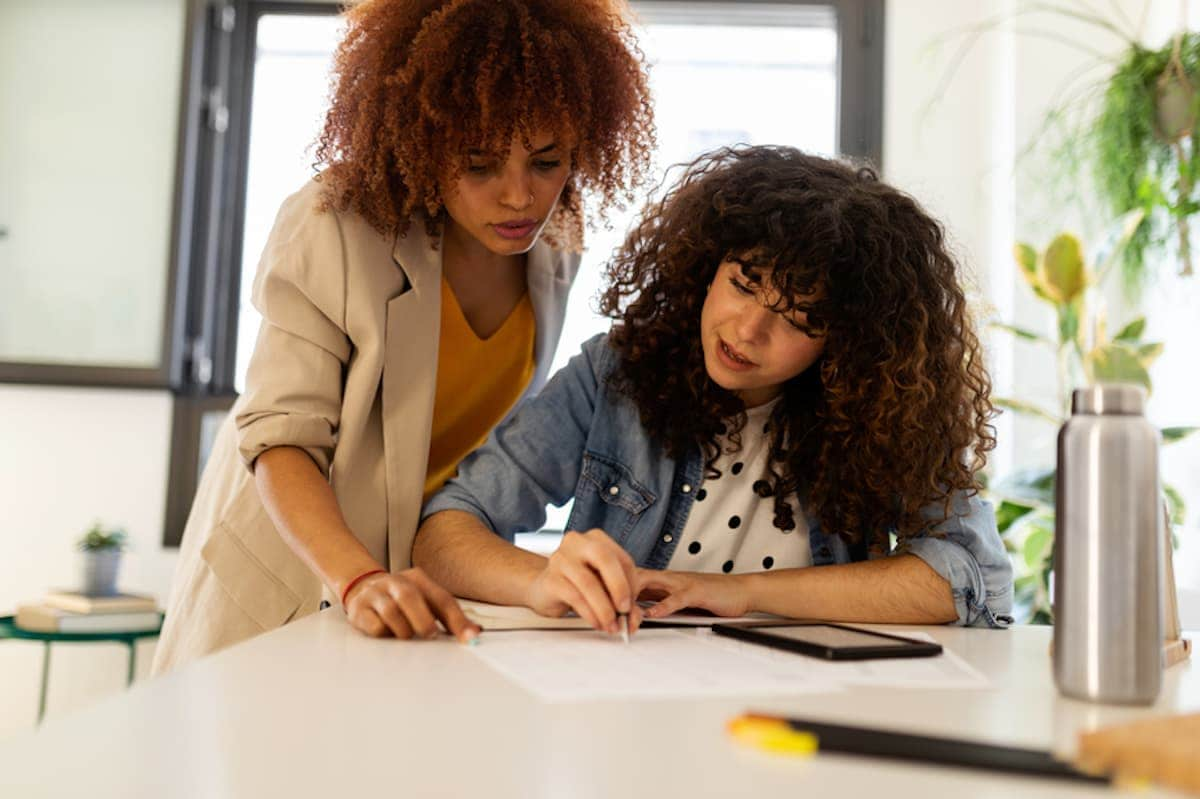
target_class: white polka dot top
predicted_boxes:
[667,397,811,575]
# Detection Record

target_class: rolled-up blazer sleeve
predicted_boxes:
[235,187,351,476]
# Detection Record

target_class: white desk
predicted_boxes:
[0,611,1195,798]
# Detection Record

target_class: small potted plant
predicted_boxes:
[77,522,128,597]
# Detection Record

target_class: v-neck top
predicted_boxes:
[423,276,535,502]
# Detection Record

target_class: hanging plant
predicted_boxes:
[1093,32,1200,285]
[929,3,1200,291]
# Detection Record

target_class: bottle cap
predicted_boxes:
[1071,383,1146,416]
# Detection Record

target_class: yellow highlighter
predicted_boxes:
[727,714,818,757]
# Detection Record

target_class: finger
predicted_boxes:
[406,569,481,642]
[561,560,620,633]
[373,597,416,639]
[584,542,637,614]
[628,603,645,634]
[636,571,680,600]
[387,580,439,638]
[552,577,601,630]
[645,590,691,619]
[354,607,388,638]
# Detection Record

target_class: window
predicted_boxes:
[162,0,883,544]
[0,0,189,387]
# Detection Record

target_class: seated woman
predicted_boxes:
[413,145,1012,635]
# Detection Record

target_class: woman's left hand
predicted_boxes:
[637,568,753,619]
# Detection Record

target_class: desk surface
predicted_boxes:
[0,611,1195,798]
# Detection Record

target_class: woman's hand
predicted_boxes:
[343,567,481,643]
[638,568,753,619]
[525,529,643,635]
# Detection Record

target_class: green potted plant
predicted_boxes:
[990,216,1196,622]
[934,5,1200,290]
[77,522,128,597]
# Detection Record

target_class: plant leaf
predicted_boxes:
[1014,242,1056,302]
[989,322,1054,346]
[993,397,1062,425]
[996,499,1036,533]
[1041,233,1088,303]
[1164,484,1186,527]
[1137,342,1164,366]
[1161,426,1199,445]
[1057,300,1080,345]
[1014,242,1039,285]
[1113,317,1146,342]
[1023,526,1053,570]
[1094,208,1147,284]
[1085,342,1152,392]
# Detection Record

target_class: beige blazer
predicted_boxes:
[152,180,580,674]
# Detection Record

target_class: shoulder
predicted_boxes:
[272,177,394,251]
[579,332,620,383]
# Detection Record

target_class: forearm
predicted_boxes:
[742,554,958,624]
[254,446,382,599]
[412,509,547,606]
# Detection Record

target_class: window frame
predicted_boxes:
[159,0,883,546]
[0,0,202,389]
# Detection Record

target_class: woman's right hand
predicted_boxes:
[343,566,481,643]
[524,529,642,635]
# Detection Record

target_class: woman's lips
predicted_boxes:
[492,219,539,240]
[717,339,756,371]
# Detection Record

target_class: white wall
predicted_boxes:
[0,387,176,739]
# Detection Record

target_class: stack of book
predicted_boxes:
[14,591,162,633]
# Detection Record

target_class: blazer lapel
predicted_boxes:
[382,226,442,571]
[526,241,575,393]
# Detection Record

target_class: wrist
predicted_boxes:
[338,566,387,606]
[735,571,763,613]
[518,557,551,609]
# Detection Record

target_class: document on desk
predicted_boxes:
[469,629,988,703]
[469,629,842,702]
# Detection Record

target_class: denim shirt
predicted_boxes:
[423,334,1013,628]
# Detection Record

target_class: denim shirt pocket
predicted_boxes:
[572,452,657,544]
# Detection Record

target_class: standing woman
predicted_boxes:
[153,0,654,673]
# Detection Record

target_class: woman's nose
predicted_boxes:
[499,170,533,210]
[735,305,772,342]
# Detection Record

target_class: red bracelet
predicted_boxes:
[340,568,387,606]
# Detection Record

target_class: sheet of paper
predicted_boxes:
[469,629,842,702]
[707,630,990,690]
[470,629,988,703]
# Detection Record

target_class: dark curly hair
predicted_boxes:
[600,146,996,550]
[313,0,655,250]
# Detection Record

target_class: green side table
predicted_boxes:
[0,614,164,723]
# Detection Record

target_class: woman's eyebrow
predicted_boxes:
[530,141,560,155]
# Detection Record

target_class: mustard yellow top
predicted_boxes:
[423,276,536,503]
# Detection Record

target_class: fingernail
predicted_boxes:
[461,628,480,645]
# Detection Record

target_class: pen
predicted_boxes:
[728,713,1108,783]
[618,612,630,645]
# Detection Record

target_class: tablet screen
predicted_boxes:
[758,625,916,649]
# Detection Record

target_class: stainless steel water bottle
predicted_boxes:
[1053,383,1162,704]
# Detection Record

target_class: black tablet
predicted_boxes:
[712,621,943,660]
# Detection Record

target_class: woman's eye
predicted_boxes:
[728,277,753,295]
[533,159,562,171]
[466,163,493,175]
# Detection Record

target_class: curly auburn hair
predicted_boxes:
[313,0,655,249]
[601,146,996,550]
